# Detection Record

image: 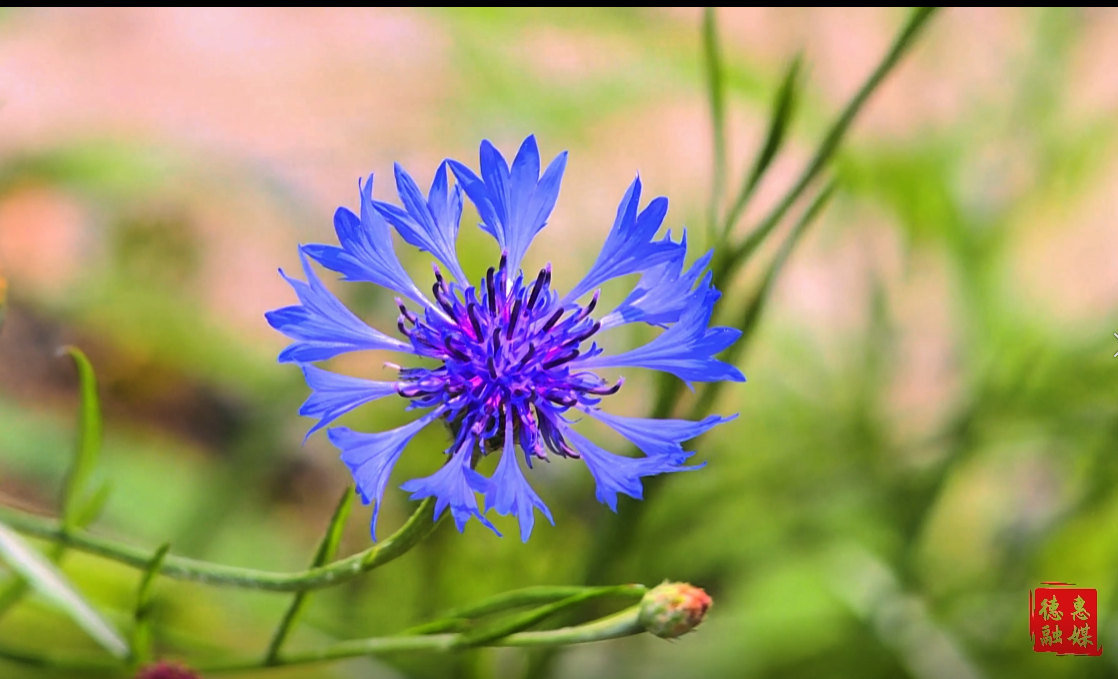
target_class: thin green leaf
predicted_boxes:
[58,346,103,533]
[720,53,803,242]
[131,543,170,666]
[264,487,355,664]
[696,180,837,417]
[726,6,938,270]
[0,520,128,659]
[73,481,113,528]
[703,6,728,239]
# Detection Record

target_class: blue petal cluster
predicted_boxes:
[267,136,745,541]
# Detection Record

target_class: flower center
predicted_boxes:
[393,255,621,459]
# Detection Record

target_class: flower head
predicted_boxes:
[267,136,744,541]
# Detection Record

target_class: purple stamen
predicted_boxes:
[540,308,564,333]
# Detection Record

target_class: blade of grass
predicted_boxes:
[719,54,803,243]
[0,520,128,659]
[703,6,728,241]
[263,487,355,664]
[58,346,103,533]
[724,7,938,272]
[130,543,170,667]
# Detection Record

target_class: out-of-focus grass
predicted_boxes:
[0,7,1116,679]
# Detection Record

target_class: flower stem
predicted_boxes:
[200,605,645,672]
[0,496,442,592]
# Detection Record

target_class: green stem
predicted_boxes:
[702,6,728,242]
[0,497,443,592]
[200,605,645,673]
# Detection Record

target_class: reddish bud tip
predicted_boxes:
[639,581,712,639]
[135,661,202,679]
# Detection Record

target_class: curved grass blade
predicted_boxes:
[264,486,355,664]
[0,520,128,659]
[727,6,939,269]
[0,355,112,621]
[131,543,170,667]
[720,54,803,242]
[58,346,103,533]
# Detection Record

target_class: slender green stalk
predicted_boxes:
[0,603,647,673]
[454,585,643,648]
[403,584,647,635]
[702,6,728,242]
[723,7,938,272]
[201,605,645,672]
[264,488,354,663]
[0,497,443,592]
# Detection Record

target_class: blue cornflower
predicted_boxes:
[267,136,744,541]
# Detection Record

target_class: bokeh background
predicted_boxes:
[1,7,1117,679]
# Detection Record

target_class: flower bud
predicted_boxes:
[135,661,202,679]
[638,581,712,639]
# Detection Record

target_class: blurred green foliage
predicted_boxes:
[1,6,1117,679]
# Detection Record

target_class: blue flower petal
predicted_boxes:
[372,162,468,284]
[329,407,445,540]
[561,427,700,511]
[299,365,398,440]
[265,250,412,364]
[484,412,554,542]
[576,288,745,388]
[401,436,501,536]
[564,176,683,303]
[448,135,567,276]
[302,174,430,308]
[582,408,735,463]
[599,232,714,330]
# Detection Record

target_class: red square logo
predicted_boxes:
[1030,583,1102,656]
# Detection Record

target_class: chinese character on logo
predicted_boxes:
[1031,583,1103,656]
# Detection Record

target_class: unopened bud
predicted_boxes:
[639,581,712,639]
[135,661,202,679]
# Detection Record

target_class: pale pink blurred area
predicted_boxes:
[0,184,86,295]
[0,6,1115,420]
